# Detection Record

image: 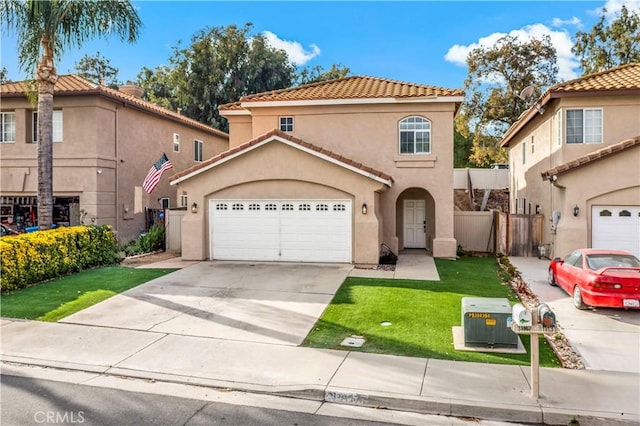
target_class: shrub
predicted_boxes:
[0,225,119,292]
[121,224,165,257]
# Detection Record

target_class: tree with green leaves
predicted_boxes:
[572,5,640,75]
[74,51,120,87]
[1,0,141,229]
[297,64,351,85]
[463,35,558,167]
[0,67,8,84]
[138,23,296,132]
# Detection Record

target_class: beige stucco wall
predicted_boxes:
[507,94,640,255]
[225,101,459,258]
[175,140,388,265]
[0,92,228,241]
[551,145,640,257]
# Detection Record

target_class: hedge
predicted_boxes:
[0,225,119,292]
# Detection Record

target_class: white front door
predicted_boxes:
[404,199,426,248]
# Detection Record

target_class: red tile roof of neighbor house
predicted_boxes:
[219,75,464,110]
[501,63,640,147]
[541,135,640,180]
[171,128,394,184]
[1,75,228,138]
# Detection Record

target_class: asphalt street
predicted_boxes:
[0,373,520,426]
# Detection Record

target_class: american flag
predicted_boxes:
[143,153,173,194]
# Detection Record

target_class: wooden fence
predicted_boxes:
[507,214,543,257]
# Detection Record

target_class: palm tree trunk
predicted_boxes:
[36,55,57,230]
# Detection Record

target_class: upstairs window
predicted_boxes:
[566,109,602,144]
[32,110,64,143]
[194,139,203,162]
[1,112,16,143]
[173,133,180,152]
[399,116,430,154]
[279,117,294,132]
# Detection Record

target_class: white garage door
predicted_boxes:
[210,200,352,263]
[592,206,640,258]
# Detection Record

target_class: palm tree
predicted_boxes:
[1,0,141,229]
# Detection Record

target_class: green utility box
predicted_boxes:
[461,297,518,348]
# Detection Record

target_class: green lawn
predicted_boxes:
[1,266,176,321]
[303,257,561,367]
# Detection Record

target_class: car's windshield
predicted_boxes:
[586,254,640,270]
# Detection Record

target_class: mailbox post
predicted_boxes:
[511,303,556,398]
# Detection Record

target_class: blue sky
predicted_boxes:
[1,1,639,89]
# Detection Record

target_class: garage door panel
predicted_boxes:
[211,200,352,263]
[592,206,640,258]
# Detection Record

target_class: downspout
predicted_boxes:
[115,106,119,236]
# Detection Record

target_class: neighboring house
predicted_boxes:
[0,75,229,242]
[170,76,464,266]
[500,63,640,258]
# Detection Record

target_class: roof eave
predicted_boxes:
[238,96,465,109]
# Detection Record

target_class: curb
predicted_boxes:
[2,358,637,426]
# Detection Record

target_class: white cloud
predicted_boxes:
[551,16,582,28]
[262,31,320,66]
[590,0,640,18]
[444,24,579,81]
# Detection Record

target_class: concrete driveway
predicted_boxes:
[509,257,640,373]
[61,262,352,346]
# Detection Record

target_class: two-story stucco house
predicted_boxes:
[170,76,464,266]
[500,63,640,258]
[0,75,229,242]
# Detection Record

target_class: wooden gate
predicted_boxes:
[508,214,543,257]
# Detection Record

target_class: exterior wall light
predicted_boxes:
[362,203,368,215]
[191,202,198,214]
[573,205,579,217]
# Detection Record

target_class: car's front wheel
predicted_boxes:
[573,285,588,310]
[548,268,558,286]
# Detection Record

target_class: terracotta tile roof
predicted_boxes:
[501,63,640,147]
[551,63,640,93]
[1,75,228,138]
[171,128,393,184]
[219,76,463,110]
[541,135,640,180]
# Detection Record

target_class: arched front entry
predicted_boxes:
[395,188,436,252]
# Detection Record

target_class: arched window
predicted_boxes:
[399,116,431,154]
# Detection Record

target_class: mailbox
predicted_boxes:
[537,303,556,329]
[511,303,532,328]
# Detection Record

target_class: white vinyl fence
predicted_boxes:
[454,210,506,254]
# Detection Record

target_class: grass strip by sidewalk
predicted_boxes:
[1,266,176,321]
[303,257,560,367]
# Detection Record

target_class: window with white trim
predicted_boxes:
[173,133,180,152]
[180,194,188,207]
[194,139,203,162]
[1,112,16,143]
[32,110,64,143]
[279,117,294,132]
[555,109,562,146]
[566,109,602,144]
[399,116,431,154]
[531,136,535,154]
[159,198,170,209]
[522,140,526,164]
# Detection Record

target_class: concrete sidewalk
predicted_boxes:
[1,255,638,425]
[1,317,637,425]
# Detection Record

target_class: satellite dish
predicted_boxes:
[518,85,535,101]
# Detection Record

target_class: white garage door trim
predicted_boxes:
[210,199,352,263]
[592,205,640,258]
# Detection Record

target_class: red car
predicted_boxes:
[548,249,640,310]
